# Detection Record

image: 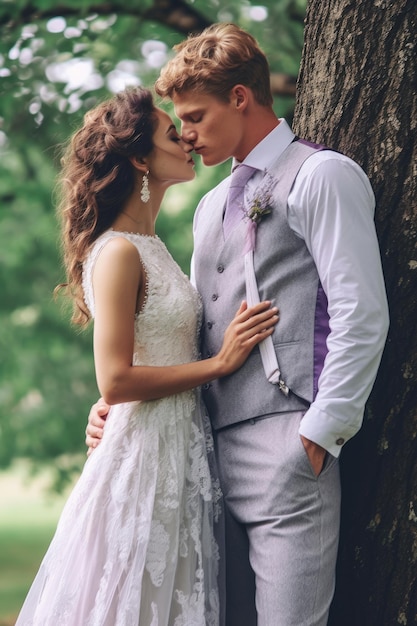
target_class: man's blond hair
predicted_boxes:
[155,23,273,106]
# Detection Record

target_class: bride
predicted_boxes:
[15,86,278,626]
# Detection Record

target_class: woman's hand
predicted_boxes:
[215,300,279,376]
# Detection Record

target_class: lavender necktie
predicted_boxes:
[223,164,257,238]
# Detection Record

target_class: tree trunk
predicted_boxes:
[293,1,417,624]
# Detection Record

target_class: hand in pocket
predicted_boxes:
[300,435,327,476]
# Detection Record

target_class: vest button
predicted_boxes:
[211,294,218,301]
[207,321,213,329]
[217,264,224,273]
[203,383,211,390]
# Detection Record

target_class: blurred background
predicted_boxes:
[0,0,306,621]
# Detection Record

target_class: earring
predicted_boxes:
[141,170,150,203]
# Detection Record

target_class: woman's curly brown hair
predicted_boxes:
[56,86,157,326]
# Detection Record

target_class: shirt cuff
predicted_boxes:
[298,405,362,458]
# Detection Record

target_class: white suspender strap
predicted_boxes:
[244,250,289,396]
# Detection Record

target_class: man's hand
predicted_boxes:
[85,399,110,456]
[300,435,327,476]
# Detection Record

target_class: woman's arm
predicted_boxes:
[92,237,278,405]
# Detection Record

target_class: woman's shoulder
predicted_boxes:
[95,231,140,257]
[91,233,143,286]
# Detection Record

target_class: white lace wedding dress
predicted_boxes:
[16,230,222,626]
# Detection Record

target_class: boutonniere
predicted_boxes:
[243,172,277,254]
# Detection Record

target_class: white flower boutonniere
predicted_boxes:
[243,172,277,254]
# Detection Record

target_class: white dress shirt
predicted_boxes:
[238,119,389,457]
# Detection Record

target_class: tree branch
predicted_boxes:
[270,73,297,97]
[143,0,212,34]
[0,0,296,97]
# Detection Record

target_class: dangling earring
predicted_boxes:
[141,170,150,203]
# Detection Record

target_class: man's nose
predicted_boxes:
[181,125,197,143]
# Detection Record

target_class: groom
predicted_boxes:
[86,23,389,625]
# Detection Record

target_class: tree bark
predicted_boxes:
[293,2,417,624]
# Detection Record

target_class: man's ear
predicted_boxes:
[129,155,148,173]
[231,84,249,110]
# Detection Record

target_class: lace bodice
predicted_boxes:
[83,230,202,367]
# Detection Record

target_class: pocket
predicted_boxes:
[294,432,318,480]
[318,449,338,476]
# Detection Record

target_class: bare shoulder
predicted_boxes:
[91,236,143,295]
[95,235,141,270]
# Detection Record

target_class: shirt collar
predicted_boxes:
[231,119,295,173]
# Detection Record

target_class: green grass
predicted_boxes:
[0,524,56,617]
[0,463,69,623]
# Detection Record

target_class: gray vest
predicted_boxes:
[193,141,330,430]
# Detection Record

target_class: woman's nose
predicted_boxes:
[181,139,194,153]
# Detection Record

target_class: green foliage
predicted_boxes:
[0,0,306,491]
[0,142,97,488]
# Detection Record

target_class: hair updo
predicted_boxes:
[56,86,157,326]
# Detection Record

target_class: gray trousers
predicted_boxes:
[214,411,341,626]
